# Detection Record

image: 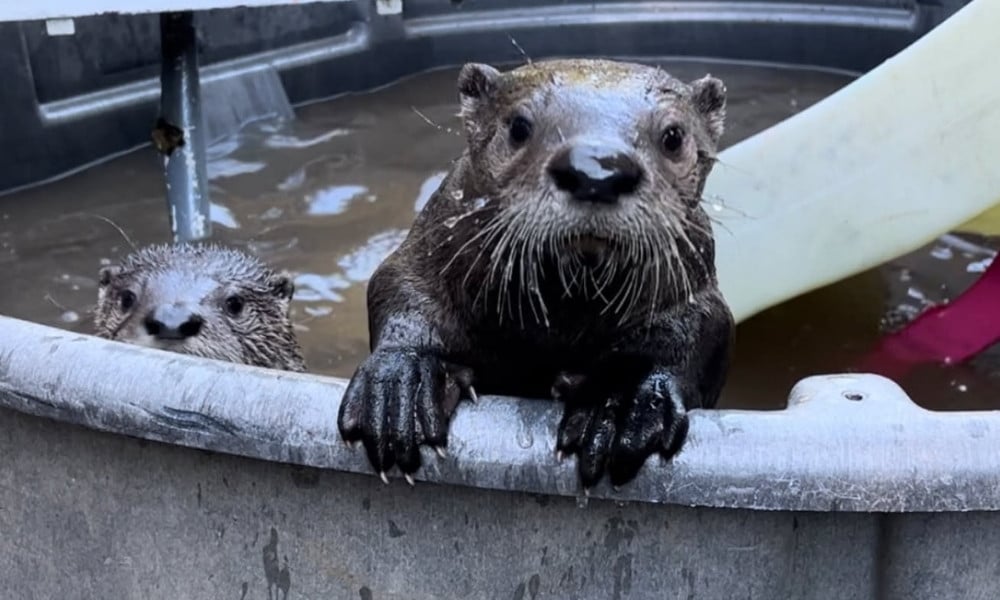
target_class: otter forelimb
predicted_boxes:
[553,289,732,489]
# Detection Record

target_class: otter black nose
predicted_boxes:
[144,308,203,340]
[548,144,642,204]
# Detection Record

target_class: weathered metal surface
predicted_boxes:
[1,314,998,514]
[1,313,999,599]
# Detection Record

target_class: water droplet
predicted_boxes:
[443,216,460,229]
[957,384,968,392]
[99,258,111,266]
[451,189,464,201]
[515,427,533,449]
[473,197,487,210]
[60,311,79,323]
[712,203,723,212]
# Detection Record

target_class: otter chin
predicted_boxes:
[338,58,734,491]
[569,235,611,267]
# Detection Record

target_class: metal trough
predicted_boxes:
[1,1,998,598]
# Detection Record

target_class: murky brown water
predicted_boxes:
[1,60,997,411]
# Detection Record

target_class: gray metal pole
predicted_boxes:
[156,11,212,243]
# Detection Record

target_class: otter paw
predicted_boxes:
[337,348,474,484]
[553,370,690,490]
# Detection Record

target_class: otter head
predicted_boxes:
[95,243,303,370]
[455,59,726,312]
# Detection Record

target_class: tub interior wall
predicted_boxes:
[0,0,970,193]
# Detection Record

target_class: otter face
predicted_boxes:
[94,244,298,368]
[455,58,727,312]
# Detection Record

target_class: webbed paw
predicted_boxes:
[552,369,691,490]
[337,347,475,484]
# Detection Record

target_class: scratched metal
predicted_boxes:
[1,315,999,599]
[1,314,998,514]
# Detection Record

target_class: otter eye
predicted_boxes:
[508,115,533,145]
[119,290,136,312]
[224,295,245,316]
[661,125,686,155]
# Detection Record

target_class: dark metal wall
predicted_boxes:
[0,0,970,194]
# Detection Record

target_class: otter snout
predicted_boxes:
[547,142,642,204]
[144,305,204,340]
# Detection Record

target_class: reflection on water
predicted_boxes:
[1,60,998,411]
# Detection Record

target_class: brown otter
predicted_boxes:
[95,243,306,372]
[338,58,734,490]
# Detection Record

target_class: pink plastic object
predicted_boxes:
[857,256,1000,379]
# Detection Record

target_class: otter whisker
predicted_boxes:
[446,207,513,279]
[73,212,138,252]
[441,213,507,276]
[508,35,532,65]
[470,220,514,310]
[411,107,461,138]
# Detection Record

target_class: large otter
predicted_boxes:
[338,59,734,490]
[95,243,306,372]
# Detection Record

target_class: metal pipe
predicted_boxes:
[157,11,212,243]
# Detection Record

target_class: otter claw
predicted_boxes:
[404,473,416,487]
[337,347,474,481]
[555,450,564,463]
[379,471,390,485]
[554,367,692,489]
[434,446,448,459]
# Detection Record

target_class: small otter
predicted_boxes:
[338,59,734,490]
[95,243,306,372]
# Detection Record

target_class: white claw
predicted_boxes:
[583,487,591,497]
[435,446,448,459]
[555,450,564,463]
[468,386,479,402]
[404,474,416,487]
[379,471,390,485]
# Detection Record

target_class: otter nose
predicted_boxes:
[548,143,642,204]
[144,306,203,340]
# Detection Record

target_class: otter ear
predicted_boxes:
[268,272,295,301]
[98,265,122,287]
[691,75,727,142]
[457,63,501,118]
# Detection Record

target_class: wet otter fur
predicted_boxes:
[338,58,734,490]
[95,243,306,372]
